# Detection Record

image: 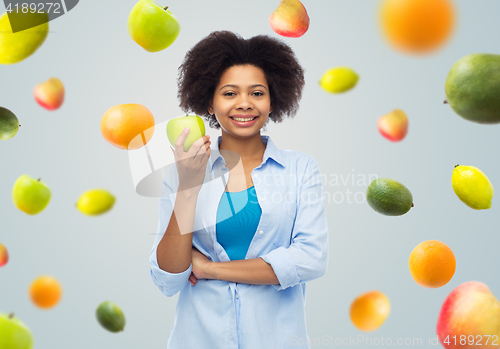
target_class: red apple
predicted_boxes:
[0,243,8,267]
[269,0,310,38]
[34,78,64,110]
[377,109,408,142]
[437,281,500,349]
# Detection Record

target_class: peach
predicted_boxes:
[377,109,408,142]
[0,243,8,267]
[34,77,64,110]
[437,281,500,349]
[269,0,309,38]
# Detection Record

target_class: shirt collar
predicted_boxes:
[210,135,284,172]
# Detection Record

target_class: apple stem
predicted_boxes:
[37,178,41,181]
[455,164,459,168]
[443,99,448,104]
[164,6,168,10]
[19,124,21,127]
[8,312,14,319]
[411,203,414,207]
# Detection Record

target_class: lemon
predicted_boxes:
[319,67,359,93]
[452,165,493,210]
[76,189,115,216]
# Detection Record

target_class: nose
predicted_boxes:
[235,94,253,111]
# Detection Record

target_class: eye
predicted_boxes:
[223,92,235,96]
[253,91,264,96]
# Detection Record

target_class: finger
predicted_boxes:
[199,144,211,163]
[174,127,191,152]
[188,135,211,154]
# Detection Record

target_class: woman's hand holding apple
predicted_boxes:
[171,127,211,194]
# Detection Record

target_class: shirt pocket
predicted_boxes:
[273,202,297,248]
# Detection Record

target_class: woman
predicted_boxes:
[150,30,329,349]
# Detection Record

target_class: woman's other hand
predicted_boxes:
[190,247,214,286]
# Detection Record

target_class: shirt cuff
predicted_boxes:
[260,246,300,291]
[150,246,192,297]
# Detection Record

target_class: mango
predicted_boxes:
[445,53,500,124]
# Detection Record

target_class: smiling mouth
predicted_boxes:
[230,116,258,121]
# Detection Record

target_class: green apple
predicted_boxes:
[12,175,51,215]
[166,114,205,153]
[0,106,20,140]
[0,312,34,349]
[127,0,181,53]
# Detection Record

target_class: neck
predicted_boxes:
[219,131,266,162]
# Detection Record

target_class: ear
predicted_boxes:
[208,101,214,115]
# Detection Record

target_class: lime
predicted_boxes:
[319,67,359,93]
[96,301,125,333]
[366,178,413,216]
[76,189,115,216]
[452,165,493,210]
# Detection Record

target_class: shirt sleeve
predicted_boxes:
[260,157,329,291]
[149,176,192,297]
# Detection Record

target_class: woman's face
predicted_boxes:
[208,64,272,136]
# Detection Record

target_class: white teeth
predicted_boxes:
[232,117,256,122]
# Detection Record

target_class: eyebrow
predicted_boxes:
[219,84,268,91]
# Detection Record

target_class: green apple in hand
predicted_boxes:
[0,312,34,349]
[128,0,181,52]
[166,115,205,152]
[12,175,51,215]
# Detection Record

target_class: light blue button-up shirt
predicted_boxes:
[150,134,329,349]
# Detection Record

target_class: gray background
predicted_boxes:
[1,0,500,347]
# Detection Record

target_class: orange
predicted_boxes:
[29,275,62,309]
[350,290,390,331]
[100,104,155,150]
[409,240,456,288]
[379,0,456,54]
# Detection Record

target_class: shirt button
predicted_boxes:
[254,174,258,178]
[235,293,239,299]
[259,230,264,235]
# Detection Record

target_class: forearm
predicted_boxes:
[209,257,279,285]
[156,189,198,273]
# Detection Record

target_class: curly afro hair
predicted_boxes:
[177,30,305,130]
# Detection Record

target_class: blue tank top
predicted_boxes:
[216,186,262,261]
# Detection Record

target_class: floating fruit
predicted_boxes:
[409,240,456,288]
[76,189,115,216]
[0,312,34,349]
[350,291,390,331]
[12,175,51,215]
[100,104,155,150]
[378,0,455,55]
[34,78,64,110]
[377,109,408,142]
[96,301,126,332]
[445,53,500,124]
[437,281,500,349]
[0,106,20,140]
[319,67,359,94]
[0,11,49,64]
[29,275,62,309]
[366,178,413,216]
[128,0,181,52]
[269,0,310,38]
[451,165,493,210]
[0,243,8,267]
